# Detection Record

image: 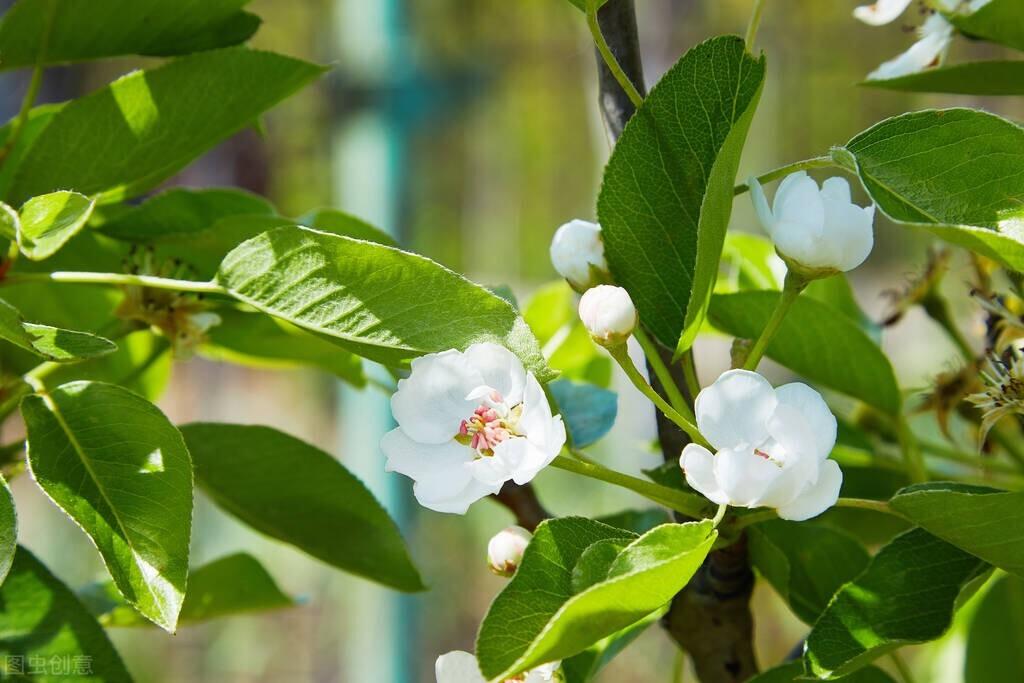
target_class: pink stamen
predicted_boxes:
[459,393,516,453]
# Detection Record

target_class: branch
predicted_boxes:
[493,481,549,532]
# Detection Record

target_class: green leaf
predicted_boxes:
[181,422,424,592]
[560,609,663,683]
[708,291,901,414]
[0,547,132,682]
[22,381,193,632]
[0,475,15,584]
[0,0,260,68]
[749,520,869,624]
[950,0,1024,51]
[4,47,326,205]
[0,201,17,240]
[596,35,765,352]
[804,528,989,679]
[548,379,617,448]
[863,61,1024,96]
[748,662,896,683]
[594,508,672,535]
[0,296,117,362]
[216,225,553,380]
[476,518,715,681]
[201,308,365,386]
[17,190,96,260]
[835,108,1024,271]
[83,552,295,628]
[97,187,275,241]
[147,214,294,279]
[299,207,399,248]
[965,573,1024,682]
[890,482,1024,579]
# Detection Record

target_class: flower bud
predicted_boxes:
[749,172,874,279]
[549,219,608,292]
[578,285,637,347]
[487,525,532,577]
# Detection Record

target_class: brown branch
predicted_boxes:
[493,481,550,532]
[591,3,758,680]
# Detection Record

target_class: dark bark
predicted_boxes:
[591,3,758,680]
[493,481,550,532]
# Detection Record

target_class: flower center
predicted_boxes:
[753,445,785,468]
[456,390,523,456]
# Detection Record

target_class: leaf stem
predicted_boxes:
[608,343,710,448]
[733,156,835,196]
[711,503,728,528]
[586,3,644,110]
[889,651,917,683]
[731,497,904,530]
[745,0,768,49]
[551,453,711,518]
[634,327,692,416]
[680,349,701,403]
[741,270,805,371]
[3,271,226,295]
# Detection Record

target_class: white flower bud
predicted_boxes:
[749,172,874,278]
[578,285,637,347]
[549,219,608,292]
[487,525,532,577]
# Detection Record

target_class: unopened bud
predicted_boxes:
[549,219,608,292]
[487,525,532,577]
[578,285,637,347]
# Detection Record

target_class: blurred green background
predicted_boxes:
[6,0,1023,680]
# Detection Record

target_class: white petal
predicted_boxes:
[381,429,471,481]
[772,172,825,238]
[754,450,818,509]
[822,196,874,272]
[715,448,781,507]
[820,177,852,204]
[868,16,954,80]
[853,0,913,26]
[517,373,555,437]
[467,452,514,487]
[680,444,729,505]
[464,343,526,406]
[493,434,559,485]
[391,350,482,444]
[771,383,837,462]
[435,651,486,683]
[748,176,776,232]
[416,477,498,515]
[776,459,843,521]
[695,369,777,450]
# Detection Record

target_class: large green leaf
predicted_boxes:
[804,528,989,679]
[0,297,116,362]
[964,573,1024,682]
[834,109,1024,271]
[0,0,259,68]
[890,482,1024,579]
[201,308,365,386]
[17,190,96,260]
[215,225,553,379]
[476,518,715,681]
[708,291,900,414]
[181,422,423,592]
[863,62,1024,96]
[749,662,896,683]
[597,35,765,352]
[548,379,617,448]
[23,381,193,632]
[97,187,275,241]
[951,0,1024,51]
[4,47,325,205]
[83,552,295,628]
[0,547,132,682]
[0,475,14,584]
[147,214,293,279]
[560,609,662,683]
[749,520,869,624]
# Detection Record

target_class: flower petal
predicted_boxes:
[776,459,843,521]
[416,476,498,515]
[714,447,781,507]
[772,172,825,239]
[492,433,560,486]
[853,0,913,26]
[381,429,471,480]
[464,342,526,406]
[680,444,729,505]
[867,14,954,80]
[391,350,482,444]
[695,369,777,450]
[822,192,874,272]
[771,383,837,462]
[435,651,486,683]
[749,176,776,232]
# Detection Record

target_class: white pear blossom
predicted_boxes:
[549,219,608,291]
[679,370,843,521]
[381,343,566,514]
[578,285,637,346]
[853,0,915,26]
[435,651,559,683]
[749,172,874,275]
[487,525,532,577]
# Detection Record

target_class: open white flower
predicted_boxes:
[749,172,874,276]
[679,370,842,521]
[382,343,565,514]
[435,651,559,683]
[487,525,532,577]
[549,219,608,291]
